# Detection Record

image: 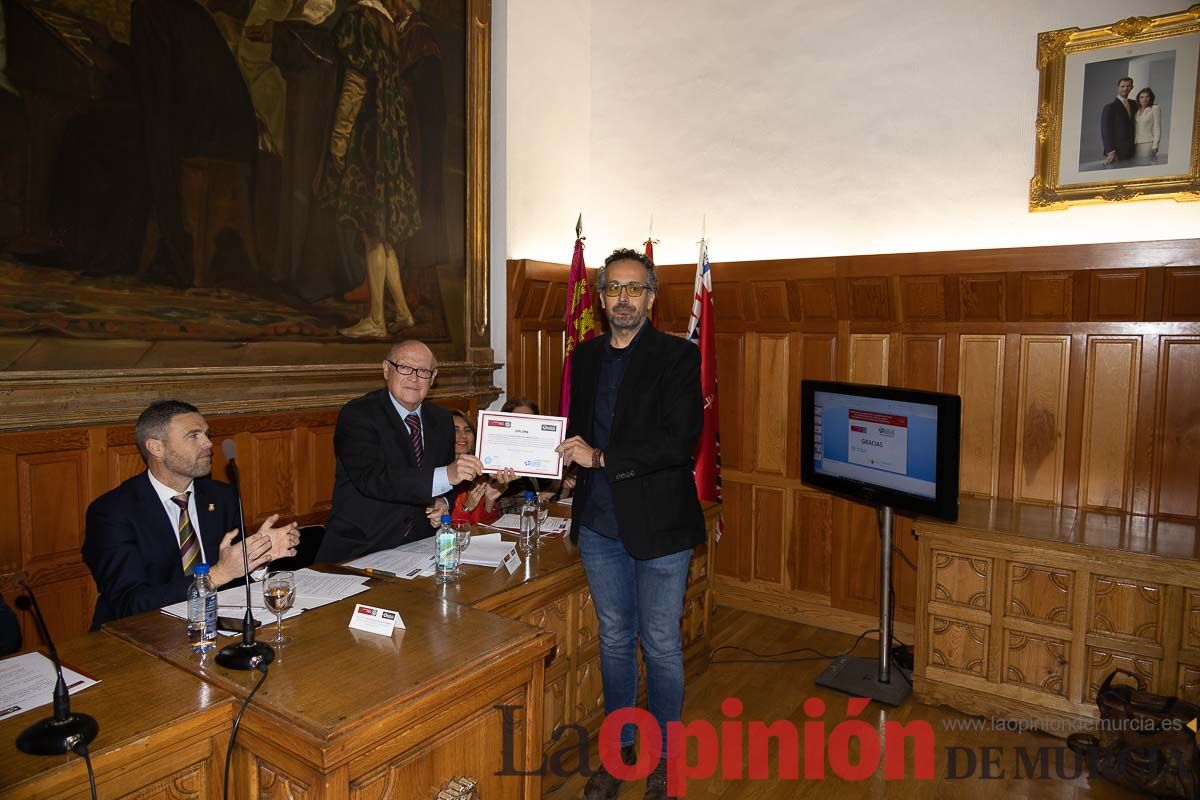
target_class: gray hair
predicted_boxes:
[596,248,658,295]
[135,400,199,462]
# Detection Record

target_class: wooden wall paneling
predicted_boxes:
[899,334,945,391]
[899,276,946,322]
[1152,337,1200,518]
[1090,271,1146,321]
[847,277,892,322]
[246,430,298,524]
[749,280,793,323]
[300,425,336,517]
[957,336,1005,496]
[715,333,746,471]
[1130,334,1161,516]
[1012,336,1071,505]
[997,334,1023,500]
[1164,268,1200,320]
[1021,272,1073,321]
[893,516,919,625]
[848,334,889,385]
[789,490,831,595]
[515,331,542,409]
[545,329,566,417]
[794,280,838,321]
[1078,337,1141,511]
[1059,334,1088,509]
[751,335,789,476]
[16,449,88,580]
[959,274,1007,321]
[751,486,785,585]
[799,334,838,381]
[714,480,751,581]
[830,498,882,617]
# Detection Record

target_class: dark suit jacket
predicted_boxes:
[316,389,456,563]
[82,472,236,629]
[1101,97,1136,160]
[566,324,706,560]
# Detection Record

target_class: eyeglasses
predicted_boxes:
[601,281,652,298]
[386,360,435,380]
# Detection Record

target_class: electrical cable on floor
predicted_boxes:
[709,628,879,666]
[74,742,97,800]
[223,661,270,800]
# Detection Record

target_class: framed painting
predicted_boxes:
[1030,5,1200,210]
[0,0,492,427]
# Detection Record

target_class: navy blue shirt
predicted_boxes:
[580,323,648,538]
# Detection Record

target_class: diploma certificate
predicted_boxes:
[475,410,567,479]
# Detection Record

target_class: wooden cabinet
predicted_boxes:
[914,498,1200,733]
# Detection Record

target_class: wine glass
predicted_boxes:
[453,520,471,561]
[263,571,296,647]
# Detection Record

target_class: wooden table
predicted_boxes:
[913,496,1200,735]
[0,633,232,799]
[107,580,554,799]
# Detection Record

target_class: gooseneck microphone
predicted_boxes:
[215,439,275,671]
[15,579,100,755]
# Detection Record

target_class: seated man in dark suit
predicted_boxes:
[316,340,484,563]
[82,401,300,629]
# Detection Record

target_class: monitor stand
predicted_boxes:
[815,505,911,707]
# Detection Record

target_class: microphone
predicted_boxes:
[214,439,275,671]
[15,579,100,755]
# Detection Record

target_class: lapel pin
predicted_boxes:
[207,503,215,512]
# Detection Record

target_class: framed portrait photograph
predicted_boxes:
[1030,6,1200,210]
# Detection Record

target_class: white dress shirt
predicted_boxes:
[388,394,453,496]
[147,470,208,565]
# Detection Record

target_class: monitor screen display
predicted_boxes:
[801,380,960,521]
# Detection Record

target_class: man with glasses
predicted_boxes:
[317,340,485,562]
[556,249,705,800]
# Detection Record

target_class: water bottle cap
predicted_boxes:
[441,514,452,524]
[193,564,210,575]
[524,491,535,500]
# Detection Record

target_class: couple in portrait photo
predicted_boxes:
[1100,76,1163,168]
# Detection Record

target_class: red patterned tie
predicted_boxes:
[405,413,424,467]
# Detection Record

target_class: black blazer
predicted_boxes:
[82,472,235,629]
[316,389,456,563]
[1101,98,1136,160]
[566,324,706,559]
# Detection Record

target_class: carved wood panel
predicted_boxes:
[1090,270,1146,321]
[848,277,892,322]
[1006,563,1072,627]
[957,335,1005,497]
[929,617,987,677]
[789,491,831,595]
[17,449,87,573]
[1079,337,1140,511]
[959,274,1006,321]
[303,425,336,515]
[848,334,889,385]
[899,334,944,391]
[255,759,311,800]
[750,280,792,322]
[1178,664,1200,705]
[108,444,145,489]
[542,668,569,746]
[123,761,206,800]
[795,280,838,320]
[1186,590,1200,650]
[1003,630,1069,697]
[574,588,598,652]
[1089,576,1163,643]
[522,595,570,665]
[573,652,604,725]
[751,485,785,585]
[799,334,837,381]
[1013,335,1070,505]
[1086,647,1158,699]
[1022,272,1073,321]
[931,551,991,610]
[1153,338,1200,517]
[1164,267,1200,320]
[247,430,297,520]
[681,593,707,650]
[715,332,746,471]
[899,276,946,321]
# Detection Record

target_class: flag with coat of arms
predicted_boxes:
[687,238,722,534]
[560,215,597,416]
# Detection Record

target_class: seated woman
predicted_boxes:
[499,397,576,505]
[448,410,514,525]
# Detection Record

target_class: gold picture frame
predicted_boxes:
[1030,5,1200,210]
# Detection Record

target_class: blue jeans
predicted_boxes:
[578,525,693,755]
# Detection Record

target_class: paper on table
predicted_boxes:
[0,652,99,721]
[344,539,437,579]
[291,568,370,600]
[459,533,518,568]
[487,514,569,535]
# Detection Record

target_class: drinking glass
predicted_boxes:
[263,571,296,647]
[453,520,471,563]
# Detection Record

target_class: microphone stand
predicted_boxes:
[16,580,100,755]
[215,446,275,671]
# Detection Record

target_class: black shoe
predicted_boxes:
[583,744,636,800]
[643,761,667,799]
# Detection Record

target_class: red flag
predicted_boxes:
[687,239,722,508]
[560,219,597,416]
[644,235,659,327]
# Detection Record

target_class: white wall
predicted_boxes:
[502,0,1199,267]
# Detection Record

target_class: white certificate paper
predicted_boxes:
[476,410,567,479]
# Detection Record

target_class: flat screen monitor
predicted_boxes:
[800,380,961,521]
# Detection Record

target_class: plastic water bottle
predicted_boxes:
[435,514,459,583]
[187,564,217,654]
[519,491,539,555]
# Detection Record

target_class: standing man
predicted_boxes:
[82,401,300,629]
[316,339,484,562]
[557,249,705,800]
[1102,76,1137,166]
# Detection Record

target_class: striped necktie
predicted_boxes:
[405,413,424,467]
[172,492,200,576]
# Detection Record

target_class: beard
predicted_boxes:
[607,302,646,331]
[164,449,212,479]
